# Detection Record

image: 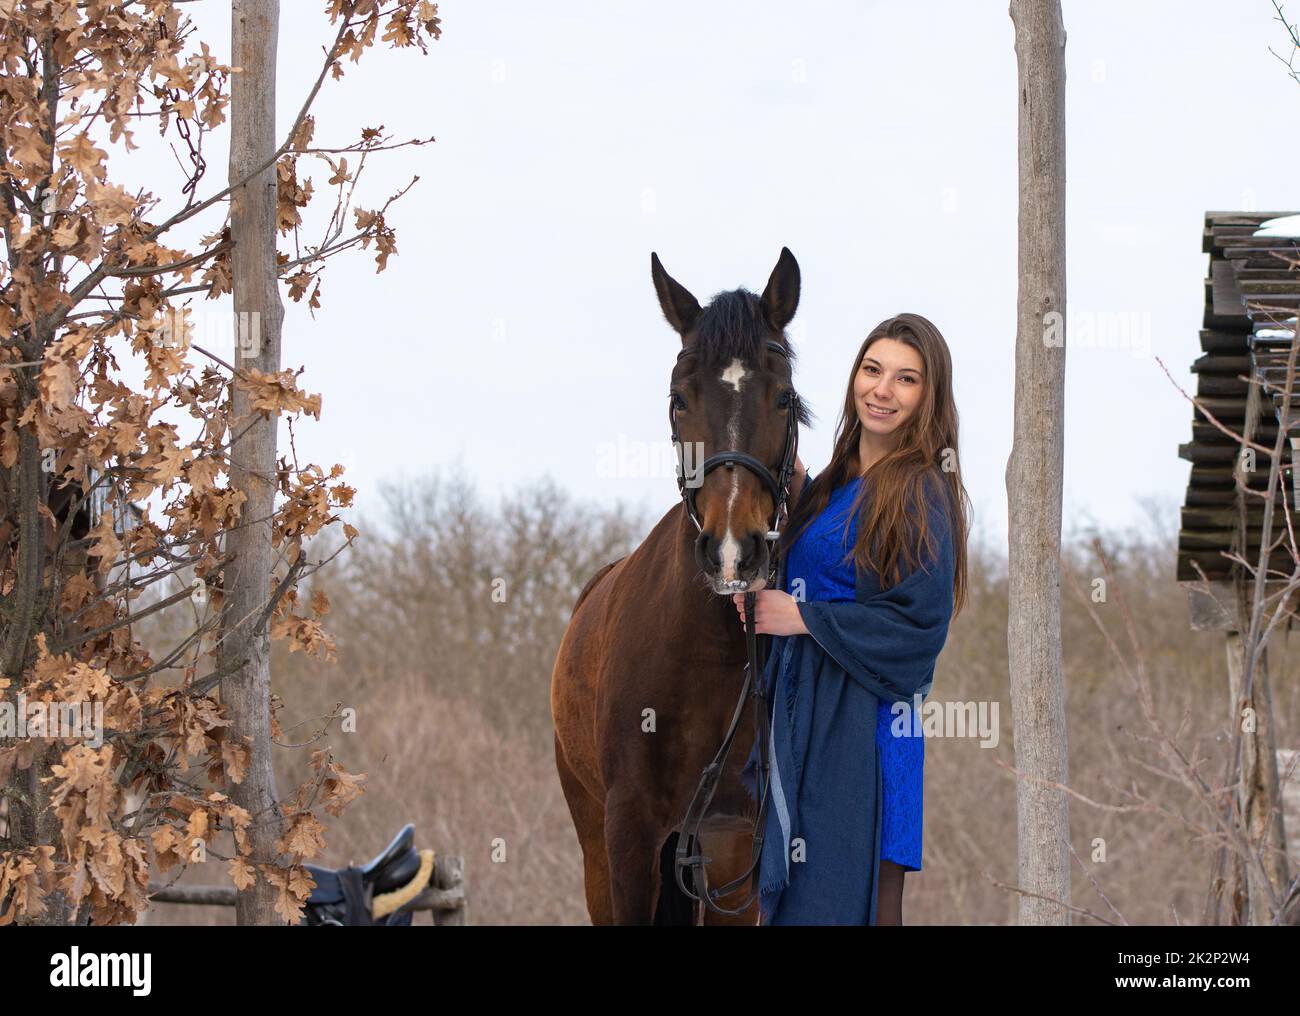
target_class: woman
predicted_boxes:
[736,312,970,926]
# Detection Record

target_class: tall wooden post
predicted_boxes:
[1222,633,1290,924]
[1007,0,1070,925]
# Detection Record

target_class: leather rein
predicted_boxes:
[668,338,801,919]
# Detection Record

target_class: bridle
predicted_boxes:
[668,337,802,920]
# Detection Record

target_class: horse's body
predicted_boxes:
[551,249,807,925]
[551,504,759,925]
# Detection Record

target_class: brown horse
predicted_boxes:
[550,249,809,924]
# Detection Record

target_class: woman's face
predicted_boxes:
[853,337,925,439]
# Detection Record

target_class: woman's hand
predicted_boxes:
[732,589,809,636]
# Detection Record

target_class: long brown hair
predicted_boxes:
[782,313,970,616]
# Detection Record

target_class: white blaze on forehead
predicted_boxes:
[720,358,747,447]
[720,358,748,392]
[718,357,747,582]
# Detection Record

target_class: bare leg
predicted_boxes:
[875,859,905,926]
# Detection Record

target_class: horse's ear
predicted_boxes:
[651,252,701,336]
[761,247,800,330]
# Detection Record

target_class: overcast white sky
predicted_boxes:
[111,1,1300,552]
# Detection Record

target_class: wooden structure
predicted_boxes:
[1178,211,1299,924]
[1178,212,1300,590]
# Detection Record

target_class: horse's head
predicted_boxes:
[653,247,809,594]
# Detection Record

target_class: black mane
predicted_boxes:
[688,288,811,426]
[691,289,796,370]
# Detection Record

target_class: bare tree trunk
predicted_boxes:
[1007,0,1070,925]
[222,0,286,926]
[6,28,74,928]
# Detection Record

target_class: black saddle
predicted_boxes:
[300,823,427,926]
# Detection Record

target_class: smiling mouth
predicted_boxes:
[866,403,897,417]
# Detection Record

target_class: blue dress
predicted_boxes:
[741,465,953,924]
[782,476,924,871]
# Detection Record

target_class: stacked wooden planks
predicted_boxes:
[1177,211,1300,584]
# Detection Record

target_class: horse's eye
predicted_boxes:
[671,393,686,411]
[778,391,793,409]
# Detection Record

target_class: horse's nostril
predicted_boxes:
[735,532,768,576]
[695,532,720,572]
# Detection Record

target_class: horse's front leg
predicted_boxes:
[604,785,668,925]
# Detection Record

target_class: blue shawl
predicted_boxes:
[740,466,956,925]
